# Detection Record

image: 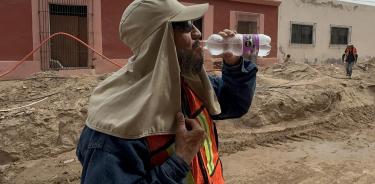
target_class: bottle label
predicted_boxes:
[242,34,259,59]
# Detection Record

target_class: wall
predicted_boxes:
[0,0,33,60]
[0,0,280,79]
[175,0,279,58]
[0,0,39,80]
[101,0,133,60]
[215,0,278,58]
[187,0,280,67]
[100,0,279,60]
[278,0,375,63]
[1,0,102,79]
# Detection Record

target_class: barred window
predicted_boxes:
[330,27,350,45]
[291,24,314,44]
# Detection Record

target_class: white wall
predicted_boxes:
[278,0,375,63]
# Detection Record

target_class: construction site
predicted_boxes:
[0,58,374,183]
[1,0,375,184]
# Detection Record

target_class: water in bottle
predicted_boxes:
[203,34,271,59]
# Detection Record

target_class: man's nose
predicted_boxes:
[191,25,202,40]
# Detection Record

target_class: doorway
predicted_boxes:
[49,4,88,69]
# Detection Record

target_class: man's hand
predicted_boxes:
[175,112,205,164]
[218,29,241,65]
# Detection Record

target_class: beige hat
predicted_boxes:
[170,3,209,22]
[119,0,208,50]
[86,0,220,139]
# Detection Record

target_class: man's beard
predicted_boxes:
[176,41,204,75]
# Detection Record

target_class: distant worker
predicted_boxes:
[342,43,358,78]
[284,54,291,63]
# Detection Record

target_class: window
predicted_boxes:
[194,18,203,39]
[230,11,264,34]
[330,26,351,45]
[50,4,87,17]
[291,23,315,44]
[49,4,89,69]
[237,21,257,34]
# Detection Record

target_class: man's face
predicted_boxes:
[173,20,204,74]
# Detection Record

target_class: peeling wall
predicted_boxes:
[299,0,344,9]
[278,0,375,63]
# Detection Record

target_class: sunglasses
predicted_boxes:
[172,20,194,33]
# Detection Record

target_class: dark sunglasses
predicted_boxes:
[172,20,194,33]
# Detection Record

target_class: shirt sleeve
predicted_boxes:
[209,57,258,120]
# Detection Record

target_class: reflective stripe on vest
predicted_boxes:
[146,82,224,184]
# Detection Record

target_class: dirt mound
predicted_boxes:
[0,73,102,165]
[218,105,375,155]
[363,57,375,70]
[230,61,375,128]
[367,57,375,64]
[216,60,374,155]
[263,62,320,81]
[247,86,341,126]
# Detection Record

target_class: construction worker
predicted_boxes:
[76,0,258,183]
[342,43,358,78]
[284,54,291,63]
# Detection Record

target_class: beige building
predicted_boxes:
[278,0,375,64]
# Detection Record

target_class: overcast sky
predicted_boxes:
[338,0,375,6]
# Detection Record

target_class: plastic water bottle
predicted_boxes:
[203,34,271,59]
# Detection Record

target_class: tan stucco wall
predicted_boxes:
[278,0,375,63]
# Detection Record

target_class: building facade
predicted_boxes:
[0,0,280,79]
[278,0,375,64]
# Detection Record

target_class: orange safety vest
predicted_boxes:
[345,47,357,55]
[146,81,224,184]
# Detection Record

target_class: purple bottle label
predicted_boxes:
[242,34,259,59]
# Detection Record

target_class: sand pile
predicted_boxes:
[224,61,375,128]
[263,62,320,81]
[0,72,102,166]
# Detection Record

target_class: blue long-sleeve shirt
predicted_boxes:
[211,58,257,120]
[76,58,257,184]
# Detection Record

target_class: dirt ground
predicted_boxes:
[0,60,374,184]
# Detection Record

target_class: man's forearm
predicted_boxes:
[209,57,258,120]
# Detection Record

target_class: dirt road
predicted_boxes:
[219,105,375,184]
[223,127,375,184]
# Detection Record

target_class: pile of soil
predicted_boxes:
[0,72,104,183]
[228,61,375,128]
